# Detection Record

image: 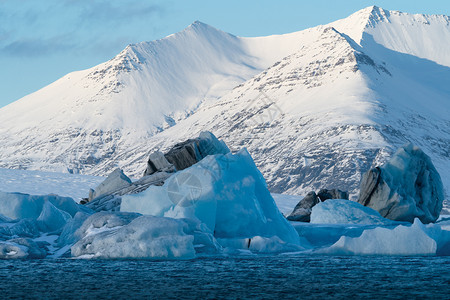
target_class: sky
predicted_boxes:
[0,0,449,108]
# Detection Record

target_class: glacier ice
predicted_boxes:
[0,238,47,259]
[121,149,300,249]
[0,241,28,259]
[0,219,40,239]
[358,144,444,223]
[90,168,132,201]
[57,212,92,247]
[71,215,195,259]
[37,200,72,232]
[321,219,437,255]
[310,199,397,225]
[0,191,87,220]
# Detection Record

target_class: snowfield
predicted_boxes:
[0,168,104,200]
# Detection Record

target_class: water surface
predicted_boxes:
[1,256,449,299]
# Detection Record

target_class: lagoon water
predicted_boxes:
[1,256,449,299]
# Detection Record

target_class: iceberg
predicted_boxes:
[0,238,47,259]
[121,149,300,250]
[358,144,444,223]
[0,191,88,220]
[89,168,132,201]
[321,219,437,255]
[310,199,397,225]
[0,241,28,259]
[71,215,195,259]
[0,219,40,239]
[37,200,72,232]
[57,212,92,247]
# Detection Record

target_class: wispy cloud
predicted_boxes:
[0,0,167,58]
[2,36,75,57]
[73,0,165,25]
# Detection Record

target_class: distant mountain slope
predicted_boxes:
[0,6,448,199]
[0,19,319,173]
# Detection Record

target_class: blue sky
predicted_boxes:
[1,0,449,108]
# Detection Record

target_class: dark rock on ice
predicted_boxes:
[317,189,349,201]
[143,151,176,176]
[86,132,230,212]
[358,143,444,223]
[287,191,319,222]
[287,187,349,222]
[86,172,171,212]
[163,131,230,171]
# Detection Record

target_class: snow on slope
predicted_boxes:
[0,6,448,200]
[124,6,450,198]
[0,20,319,174]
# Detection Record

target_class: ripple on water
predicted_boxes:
[0,256,449,299]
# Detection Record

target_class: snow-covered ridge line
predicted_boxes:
[0,6,449,201]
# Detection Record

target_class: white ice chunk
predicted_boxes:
[71,215,195,259]
[322,219,437,255]
[310,199,397,225]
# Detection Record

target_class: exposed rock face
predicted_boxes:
[89,168,132,201]
[317,189,349,201]
[358,144,444,223]
[287,192,319,222]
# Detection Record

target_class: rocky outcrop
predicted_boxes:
[358,144,444,223]
[287,188,349,222]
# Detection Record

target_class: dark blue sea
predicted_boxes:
[1,256,449,299]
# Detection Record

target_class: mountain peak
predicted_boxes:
[184,20,221,34]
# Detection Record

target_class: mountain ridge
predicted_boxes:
[0,6,448,200]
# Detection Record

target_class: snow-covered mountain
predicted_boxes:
[0,6,449,199]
